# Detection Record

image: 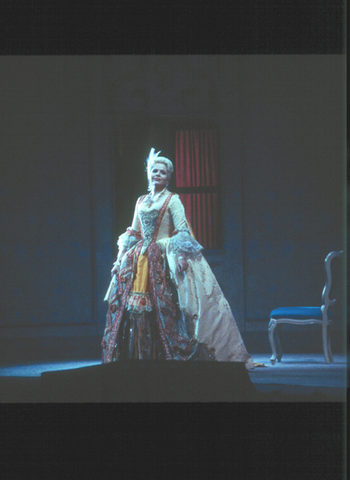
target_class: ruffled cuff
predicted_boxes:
[125,292,153,314]
[169,231,203,258]
[117,228,141,251]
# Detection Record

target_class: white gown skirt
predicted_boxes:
[163,242,254,369]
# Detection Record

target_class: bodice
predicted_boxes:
[117,191,202,258]
[138,209,160,254]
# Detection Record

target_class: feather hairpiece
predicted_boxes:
[146,148,162,180]
[147,148,162,167]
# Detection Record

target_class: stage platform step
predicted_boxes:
[41,360,259,402]
[0,355,347,402]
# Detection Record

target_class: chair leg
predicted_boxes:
[327,325,334,363]
[268,319,278,364]
[322,324,331,364]
[275,324,283,362]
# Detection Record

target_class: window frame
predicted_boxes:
[171,120,222,251]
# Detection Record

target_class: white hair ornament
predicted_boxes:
[146,148,162,177]
[147,147,162,166]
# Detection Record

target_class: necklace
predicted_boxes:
[146,187,167,208]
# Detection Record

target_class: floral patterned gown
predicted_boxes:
[101,191,254,369]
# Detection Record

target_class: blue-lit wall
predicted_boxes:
[0,56,345,362]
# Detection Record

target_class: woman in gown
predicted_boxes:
[101,148,255,369]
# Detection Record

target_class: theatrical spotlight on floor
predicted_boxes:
[40,360,260,402]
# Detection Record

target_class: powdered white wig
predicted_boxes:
[146,148,173,188]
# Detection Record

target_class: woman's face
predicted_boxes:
[150,162,168,190]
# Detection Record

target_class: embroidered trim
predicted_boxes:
[104,242,143,363]
[148,243,193,349]
[146,194,175,360]
[148,244,173,360]
[126,227,141,238]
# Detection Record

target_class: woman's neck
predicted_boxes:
[151,186,167,196]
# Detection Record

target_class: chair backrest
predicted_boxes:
[322,251,343,311]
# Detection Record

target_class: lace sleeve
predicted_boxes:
[117,228,141,251]
[168,195,203,258]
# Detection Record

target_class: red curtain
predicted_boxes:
[175,130,219,250]
[175,130,218,187]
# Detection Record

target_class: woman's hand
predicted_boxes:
[177,256,188,273]
[111,261,120,278]
[111,248,126,277]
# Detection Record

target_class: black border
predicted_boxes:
[0,1,346,478]
[0,1,346,55]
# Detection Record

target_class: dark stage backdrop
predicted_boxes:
[0,56,346,363]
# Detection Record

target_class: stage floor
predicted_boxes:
[248,353,348,399]
[0,353,347,402]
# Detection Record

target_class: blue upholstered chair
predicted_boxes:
[268,250,343,364]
